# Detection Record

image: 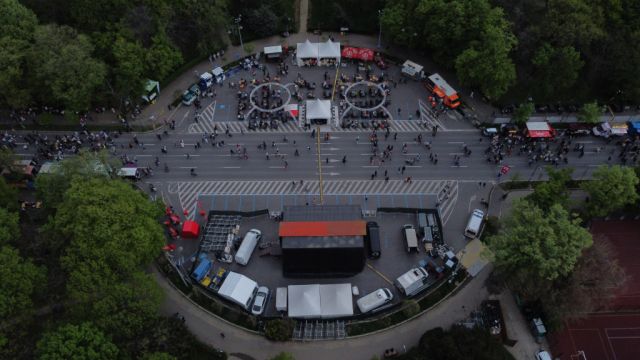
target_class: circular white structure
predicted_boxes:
[339,81,393,120]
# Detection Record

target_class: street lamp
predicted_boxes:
[377,10,385,49]
[235,15,245,59]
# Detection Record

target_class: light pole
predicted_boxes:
[528,165,541,183]
[377,10,385,49]
[235,15,245,59]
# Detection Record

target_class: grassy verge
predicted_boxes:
[346,270,468,337]
[188,289,258,331]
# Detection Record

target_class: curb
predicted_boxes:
[152,260,262,335]
[347,274,471,339]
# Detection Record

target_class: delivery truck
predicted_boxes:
[357,288,393,313]
[395,267,428,295]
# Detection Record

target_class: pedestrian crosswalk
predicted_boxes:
[169,179,458,224]
[188,119,456,134]
[187,102,218,134]
[418,100,448,130]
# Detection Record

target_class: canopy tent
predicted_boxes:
[357,48,374,61]
[181,221,200,239]
[141,79,159,102]
[319,284,353,318]
[305,99,332,120]
[264,45,284,61]
[288,284,321,317]
[525,122,554,138]
[296,40,319,66]
[341,46,358,59]
[318,39,341,60]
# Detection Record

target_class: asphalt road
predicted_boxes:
[103,129,612,185]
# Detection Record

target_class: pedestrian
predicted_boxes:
[384,170,388,176]
[478,182,482,189]
[483,182,486,188]
[470,91,474,98]
[398,167,401,174]
[374,171,377,177]
[478,137,482,143]
[326,157,329,164]
[220,333,225,339]
[385,176,389,182]
[371,173,375,180]
[187,153,191,159]
[401,166,406,174]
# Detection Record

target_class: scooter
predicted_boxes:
[149,184,157,192]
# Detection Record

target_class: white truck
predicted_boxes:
[395,267,428,295]
[357,288,393,313]
[217,271,259,311]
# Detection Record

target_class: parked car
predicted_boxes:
[376,58,388,69]
[535,349,552,360]
[251,286,269,315]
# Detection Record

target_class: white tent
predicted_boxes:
[305,99,332,120]
[318,40,341,62]
[288,284,321,317]
[218,272,258,309]
[319,284,353,318]
[296,40,319,66]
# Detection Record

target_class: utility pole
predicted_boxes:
[235,15,244,59]
[377,10,384,49]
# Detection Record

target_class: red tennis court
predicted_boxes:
[549,313,640,360]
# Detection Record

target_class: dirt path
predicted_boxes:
[299,0,309,33]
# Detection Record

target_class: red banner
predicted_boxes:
[501,165,511,174]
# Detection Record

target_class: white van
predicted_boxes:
[235,229,261,265]
[395,267,428,295]
[357,288,393,313]
[217,272,259,310]
[464,209,484,239]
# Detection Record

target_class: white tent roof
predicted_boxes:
[306,99,332,120]
[288,284,321,317]
[318,40,341,58]
[526,122,551,131]
[218,272,258,305]
[319,284,353,318]
[264,45,283,54]
[296,40,318,59]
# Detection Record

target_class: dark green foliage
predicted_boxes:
[397,325,515,360]
[265,318,295,341]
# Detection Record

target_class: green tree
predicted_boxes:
[268,352,295,360]
[0,246,45,320]
[0,149,24,183]
[512,103,535,126]
[35,322,119,360]
[405,325,515,360]
[486,198,592,282]
[243,42,255,56]
[539,0,604,49]
[108,34,147,114]
[46,176,165,296]
[455,23,517,99]
[71,271,166,339]
[145,28,183,80]
[0,208,19,246]
[0,176,19,211]
[402,299,420,317]
[331,3,351,28]
[577,100,603,125]
[141,353,177,360]
[34,150,121,209]
[0,0,38,109]
[29,24,106,114]
[531,44,584,95]
[246,4,278,38]
[179,0,228,55]
[526,166,575,211]
[580,165,639,217]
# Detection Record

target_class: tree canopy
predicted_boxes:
[525,167,574,211]
[400,325,515,360]
[46,176,165,296]
[580,165,639,217]
[577,101,604,125]
[486,198,593,282]
[34,322,119,360]
[0,245,45,320]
